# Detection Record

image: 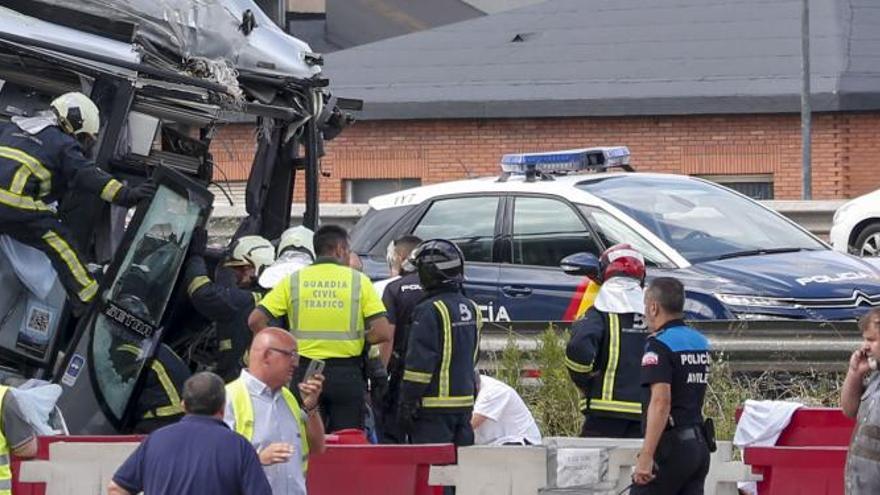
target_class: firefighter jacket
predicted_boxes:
[0,121,123,211]
[401,288,482,413]
[184,255,261,381]
[565,307,645,421]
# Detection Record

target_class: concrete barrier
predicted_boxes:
[429,439,758,495]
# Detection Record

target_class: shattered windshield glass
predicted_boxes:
[92,185,200,419]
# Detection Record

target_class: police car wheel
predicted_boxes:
[854,222,880,257]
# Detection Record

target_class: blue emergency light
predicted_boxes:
[500,146,632,176]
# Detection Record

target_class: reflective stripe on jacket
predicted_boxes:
[566,308,645,420]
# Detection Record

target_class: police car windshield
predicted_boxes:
[577,176,825,263]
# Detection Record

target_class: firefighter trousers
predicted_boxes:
[0,206,97,305]
[410,412,474,447]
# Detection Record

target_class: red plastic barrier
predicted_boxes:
[738,407,855,495]
[12,435,455,495]
[12,435,144,495]
[307,443,456,495]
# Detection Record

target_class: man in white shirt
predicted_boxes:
[471,374,542,446]
[225,328,326,494]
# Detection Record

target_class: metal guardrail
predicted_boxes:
[479,319,858,373]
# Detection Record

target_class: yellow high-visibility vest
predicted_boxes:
[0,386,13,495]
[226,378,310,473]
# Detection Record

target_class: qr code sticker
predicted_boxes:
[27,307,51,336]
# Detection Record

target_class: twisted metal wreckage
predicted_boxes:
[0,0,359,433]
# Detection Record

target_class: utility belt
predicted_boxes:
[663,419,717,452]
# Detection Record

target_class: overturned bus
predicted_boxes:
[0,0,357,434]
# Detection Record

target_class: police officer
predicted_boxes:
[0,92,155,311]
[249,224,392,432]
[633,277,711,494]
[184,228,275,382]
[399,239,482,446]
[566,244,647,438]
[378,235,423,443]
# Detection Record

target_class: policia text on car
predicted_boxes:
[0,92,155,312]
[249,225,392,432]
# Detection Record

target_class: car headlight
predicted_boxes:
[833,202,854,224]
[715,293,793,308]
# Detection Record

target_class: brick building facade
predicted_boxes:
[211,111,880,203]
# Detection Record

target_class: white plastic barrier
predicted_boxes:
[18,441,140,495]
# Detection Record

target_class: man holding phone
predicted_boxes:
[225,328,326,495]
[841,308,880,493]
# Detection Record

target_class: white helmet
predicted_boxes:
[278,226,315,260]
[50,92,100,137]
[226,236,275,275]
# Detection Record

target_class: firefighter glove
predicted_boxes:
[189,226,208,257]
[113,180,157,207]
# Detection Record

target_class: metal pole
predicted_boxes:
[801,0,812,199]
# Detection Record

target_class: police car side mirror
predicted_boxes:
[560,252,601,279]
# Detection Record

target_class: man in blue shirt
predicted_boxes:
[108,372,271,495]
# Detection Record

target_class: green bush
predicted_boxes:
[492,329,846,440]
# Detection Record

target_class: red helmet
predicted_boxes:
[599,244,646,282]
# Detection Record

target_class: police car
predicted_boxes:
[351,147,880,325]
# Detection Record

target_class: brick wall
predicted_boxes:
[210,112,880,202]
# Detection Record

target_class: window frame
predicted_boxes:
[498,193,605,269]
[409,193,506,265]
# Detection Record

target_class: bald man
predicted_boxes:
[225,328,325,495]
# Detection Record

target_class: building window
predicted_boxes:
[344,178,421,203]
[697,174,774,200]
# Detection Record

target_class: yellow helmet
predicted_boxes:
[50,92,100,137]
[225,235,275,275]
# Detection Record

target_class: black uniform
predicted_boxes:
[632,320,711,495]
[117,343,191,433]
[566,308,645,438]
[380,271,425,443]
[184,255,261,382]
[400,288,481,445]
[0,121,124,305]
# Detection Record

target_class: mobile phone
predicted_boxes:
[303,359,325,381]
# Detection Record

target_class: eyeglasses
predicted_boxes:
[268,347,298,359]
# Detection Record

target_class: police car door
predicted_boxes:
[56,167,212,434]
[410,195,502,317]
[496,195,604,327]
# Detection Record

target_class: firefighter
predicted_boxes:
[0,92,155,312]
[399,239,482,446]
[184,227,275,382]
[117,342,191,433]
[249,224,393,432]
[565,244,647,438]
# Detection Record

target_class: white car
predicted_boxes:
[830,189,880,256]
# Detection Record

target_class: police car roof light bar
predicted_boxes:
[497,146,633,182]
